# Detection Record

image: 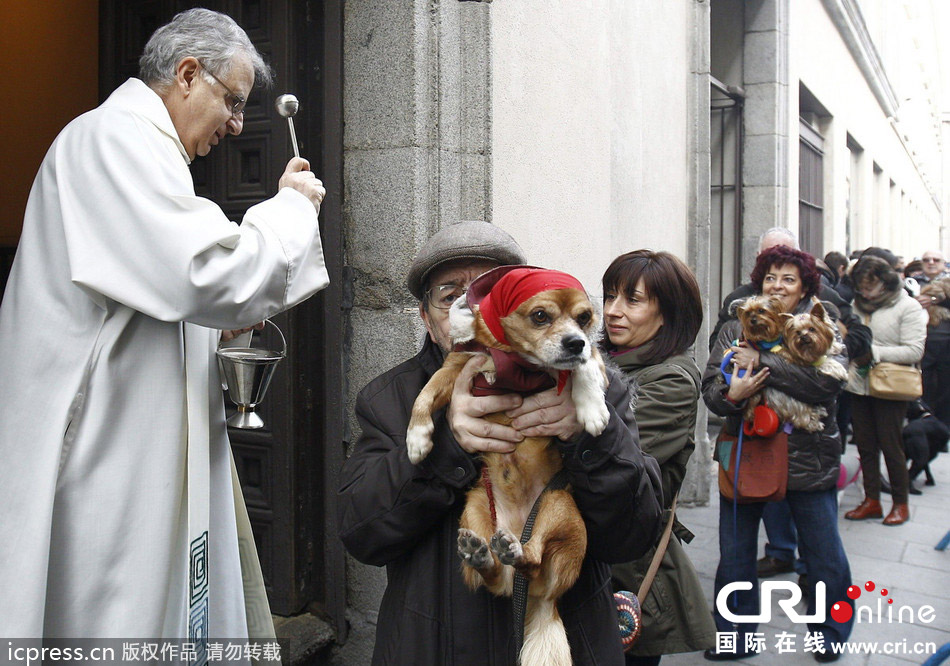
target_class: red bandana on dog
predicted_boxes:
[478,267,586,346]
[462,266,587,395]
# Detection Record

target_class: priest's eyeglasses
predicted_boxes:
[199,61,247,117]
[426,284,467,311]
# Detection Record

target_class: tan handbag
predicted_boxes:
[868,362,922,401]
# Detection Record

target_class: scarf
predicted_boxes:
[455,341,560,396]
[853,283,901,314]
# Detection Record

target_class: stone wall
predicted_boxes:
[335,1,492,662]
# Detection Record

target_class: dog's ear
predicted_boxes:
[449,297,476,344]
[780,312,794,321]
[810,300,826,320]
[729,298,746,317]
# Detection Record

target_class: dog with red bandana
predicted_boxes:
[407,265,608,666]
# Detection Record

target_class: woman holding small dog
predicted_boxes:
[703,245,853,662]
[844,255,928,525]
[602,250,716,665]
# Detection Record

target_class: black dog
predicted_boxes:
[882,399,949,495]
[905,399,949,489]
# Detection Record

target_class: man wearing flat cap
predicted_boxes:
[337,221,662,665]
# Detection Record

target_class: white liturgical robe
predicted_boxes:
[0,79,329,639]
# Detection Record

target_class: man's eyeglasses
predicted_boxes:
[425,284,467,311]
[198,61,246,117]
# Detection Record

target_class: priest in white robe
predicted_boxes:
[0,8,328,642]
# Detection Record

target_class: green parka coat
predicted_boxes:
[609,341,717,657]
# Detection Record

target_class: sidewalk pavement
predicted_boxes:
[662,441,950,665]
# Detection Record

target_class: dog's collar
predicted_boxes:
[455,342,570,396]
[811,355,827,367]
[739,336,783,352]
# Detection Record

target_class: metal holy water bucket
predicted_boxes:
[217,319,287,429]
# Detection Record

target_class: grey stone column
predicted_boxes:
[741,0,790,274]
[685,0,714,506]
[337,1,492,662]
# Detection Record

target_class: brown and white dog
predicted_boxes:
[407,265,609,666]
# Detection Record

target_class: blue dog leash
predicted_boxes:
[721,348,748,611]
[732,427,743,610]
[720,349,744,386]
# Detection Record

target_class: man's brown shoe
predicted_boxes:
[845,498,883,520]
[883,503,909,526]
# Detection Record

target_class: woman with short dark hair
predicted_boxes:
[601,250,704,362]
[602,250,715,664]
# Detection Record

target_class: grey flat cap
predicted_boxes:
[407,221,526,299]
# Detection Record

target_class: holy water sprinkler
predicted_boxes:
[217,320,287,429]
[275,94,300,158]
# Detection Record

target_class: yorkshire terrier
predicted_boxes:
[779,300,847,380]
[732,294,787,347]
[921,279,950,328]
[733,296,844,433]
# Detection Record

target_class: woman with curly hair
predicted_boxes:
[703,245,852,661]
[844,255,928,525]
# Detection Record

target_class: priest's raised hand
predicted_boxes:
[280,156,327,209]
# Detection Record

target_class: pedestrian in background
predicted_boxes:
[844,256,927,526]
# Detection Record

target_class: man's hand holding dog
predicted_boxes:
[508,376,584,442]
[448,356,524,455]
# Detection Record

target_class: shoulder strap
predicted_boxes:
[512,469,570,653]
[637,493,679,600]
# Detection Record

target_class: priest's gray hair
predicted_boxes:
[138,8,273,90]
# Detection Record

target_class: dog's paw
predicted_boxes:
[406,422,435,464]
[807,407,828,432]
[571,359,610,436]
[576,398,610,436]
[490,529,524,566]
[479,355,497,385]
[449,297,476,343]
[458,528,493,570]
